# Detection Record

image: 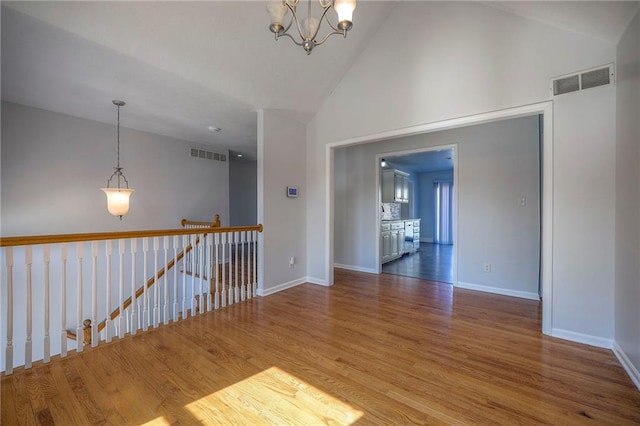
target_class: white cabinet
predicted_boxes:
[382,169,409,203]
[381,221,405,264]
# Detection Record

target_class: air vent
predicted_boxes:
[189,148,227,163]
[551,64,614,97]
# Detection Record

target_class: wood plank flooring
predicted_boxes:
[382,243,454,283]
[2,269,639,425]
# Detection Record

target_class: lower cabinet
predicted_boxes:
[381,221,405,264]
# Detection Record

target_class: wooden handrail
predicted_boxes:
[181,213,221,228]
[0,224,263,248]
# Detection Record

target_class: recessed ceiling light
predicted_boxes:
[208,126,221,132]
[237,154,243,158]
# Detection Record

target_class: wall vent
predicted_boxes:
[551,64,614,97]
[189,148,226,162]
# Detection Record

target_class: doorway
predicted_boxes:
[378,147,456,284]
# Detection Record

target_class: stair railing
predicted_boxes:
[0,223,262,375]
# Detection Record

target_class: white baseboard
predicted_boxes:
[334,263,377,274]
[306,276,329,286]
[456,281,540,301]
[613,341,640,391]
[550,328,613,349]
[257,277,306,297]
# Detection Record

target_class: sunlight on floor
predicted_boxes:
[185,366,364,424]
[139,416,172,425]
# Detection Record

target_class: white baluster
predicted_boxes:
[197,233,204,315]
[172,236,179,322]
[142,237,149,331]
[253,230,258,296]
[240,231,246,302]
[24,246,33,368]
[91,242,98,347]
[5,247,14,374]
[181,235,188,319]
[130,239,138,335]
[43,245,51,362]
[190,234,197,315]
[205,233,212,312]
[228,232,234,305]
[221,232,227,308]
[153,236,160,328]
[76,243,84,353]
[234,232,239,304]
[118,239,126,338]
[60,244,67,357]
[214,233,220,309]
[105,240,113,343]
[163,236,170,324]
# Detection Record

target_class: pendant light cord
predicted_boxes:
[116,104,121,170]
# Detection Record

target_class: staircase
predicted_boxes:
[0,215,262,374]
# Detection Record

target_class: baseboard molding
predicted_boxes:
[306,276,329,286]
[550,328,613,349]
[334,263,377,274]
[257,277,306,297]
[456,281,540,301]
[420,237,434,243]
[613,341,640,391]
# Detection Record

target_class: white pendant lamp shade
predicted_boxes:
[334,0,356,26]
[102,188,134,218]
[267,0,288,30]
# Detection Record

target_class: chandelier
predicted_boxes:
[101,100,134,220]
[267,0,357,55]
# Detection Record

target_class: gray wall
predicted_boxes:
[334,115,540,295]
[229,160,257,226]
[1,102,229,236]
[417,170,454,242]
[615,11,640,386]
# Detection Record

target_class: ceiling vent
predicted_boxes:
[189,148,226,162]
[551,64,614,97]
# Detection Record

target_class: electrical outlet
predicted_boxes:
[289,256,296,268]
[483,263,491,273]
[519,197,527,207]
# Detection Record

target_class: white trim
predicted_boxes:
[456,281,540,301]
[613,341,640,391]
[325,101,553,336]
[334,263,377,274]
[257,277,306,297]
[550,328,613,349]
[306,276,329,286]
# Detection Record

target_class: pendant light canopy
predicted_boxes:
[101,100,134,220]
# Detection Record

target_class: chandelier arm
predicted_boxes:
[286,2,307,42]
[318,0,333,8]
[278,32,305,46]
[314,29,345,46]
[309,2,334,42]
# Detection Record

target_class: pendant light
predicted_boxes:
[101,100,134,220]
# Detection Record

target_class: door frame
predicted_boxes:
[326,101,553,335]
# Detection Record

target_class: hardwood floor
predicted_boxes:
[382,243,454,283]
[2,269,639,425]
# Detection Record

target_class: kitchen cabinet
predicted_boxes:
[382,169,409,203]
[381,221,405,264]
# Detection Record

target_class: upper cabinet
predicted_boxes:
[382,169,409,203]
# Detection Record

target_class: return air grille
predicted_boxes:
[189,148,226,162]
[551,64,614,97]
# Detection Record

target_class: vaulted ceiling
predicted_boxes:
[3,1,638,160]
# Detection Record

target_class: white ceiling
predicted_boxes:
[384,148,454,174]
[3,1,638,160]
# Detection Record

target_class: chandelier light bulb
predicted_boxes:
[334,0,356,29]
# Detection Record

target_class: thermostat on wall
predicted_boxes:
[287,186,298,198]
